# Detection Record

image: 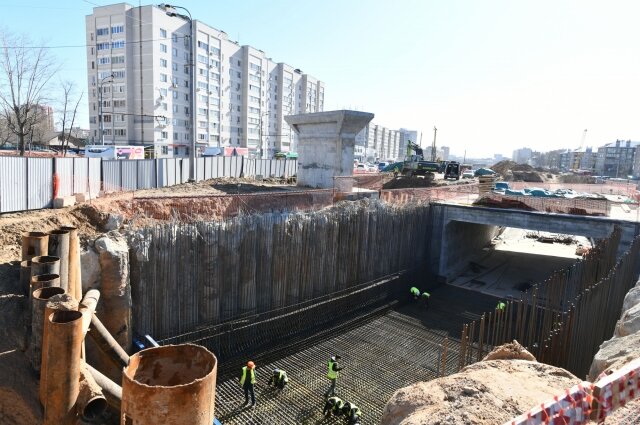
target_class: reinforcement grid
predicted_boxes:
[213,285,499,424]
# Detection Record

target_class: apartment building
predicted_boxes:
[85,3,324,158]
[355,123,412,162]
[595,140,640,177]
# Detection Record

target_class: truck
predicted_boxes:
[400,141,440,178]
[444,161,461,180]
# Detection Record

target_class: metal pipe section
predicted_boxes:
[85,363,122,411]
[43,310,84,425]
[48,229,70,294]
[78,363,108,420]
[79,289,101,336]
[31,255,60,278]
[22,231,49,261]
[29,287,65,372]
[88,314,130,369]
[27,273,60,335]
[59,226,82,300]
[20,260,32,297]
[40,294,79,405]
[121,344,217,425]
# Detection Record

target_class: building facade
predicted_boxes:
[354,124,416,162]
[512,147,533,164]
[595,140,639,177]
[85,3,324,158]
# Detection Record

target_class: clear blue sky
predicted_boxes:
[1,0,638,158]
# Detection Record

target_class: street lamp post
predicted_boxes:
[98,74,114,145]
[259,111,270,159]
[159,3,196,181]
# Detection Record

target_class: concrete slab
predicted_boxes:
[53,196,76,209]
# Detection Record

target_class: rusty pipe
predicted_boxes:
[59,226,81,301]
[121,344,217,425]
[40,294,79,406]
[48,229,70,294]
[88,314,130,369]
[78,363,108,420]
[85,363,122,411]
[22,231,49,261]
[20,260,32,297]
[26,273,60,341]
[43,310,83,425]
[29,287,65,372]
[79,289,100,336]
[31,255,60,279]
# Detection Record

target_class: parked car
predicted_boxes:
[462,170,475,179]
[377,161,388,171]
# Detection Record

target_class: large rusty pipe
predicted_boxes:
[26,274,60,340]
[48,229,70,294]
[79,289,100,336]
[29,287,65,372]
[20,260,32,297]
[85,363,122,411]
[31,255,60,279]
[88,314,130,369]
[121,344,217,425]
[78,363,108,420]
[22,231,49,261]
[59,226,81,300]
[43,310,83,425]
[40,294,79,406]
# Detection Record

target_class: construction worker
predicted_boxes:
[324,355,343,398]
[323,395,344,417]
[239,361,256,408]
[421,291,431,308]
[393,165,400,177]
[497,301,506,311]
[342,401,362,425]
[268,368,289,390]
[410,286,420,300]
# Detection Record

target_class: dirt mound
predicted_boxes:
[491,161,549,182]
[381,359,579,425]
[383,176,439,190]
[483,340,536,361]
[559,174,596,184]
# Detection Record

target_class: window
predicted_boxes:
[161,146,168,155]
[112,70,125,79]
[249,74,260,83]
[115,114,125,122]
[172,33,178,42]
[184,80,189,88]
[161,131,168,139]
[96,42,110,51]
[90,116,97,124]
[198,108,208,115]
[160,73,168,82]
[98,71,112,79]
[172,63,178,71]
[173,105,179,113]
[197,54,207,64]
[197,81,208,90]
[198,68,208,77]
[160,43,167,53]
[249,96,260,103]
[183,36,190,47]
[197,41,208,50]
[111,40,125,49]
[210,46,220,56]
[103,115,111,123]
[112,56,125,64]
[211,98,220,106]
[184,65,190,74]
[185,94,189,101]
[114,99,126,108]
[198,134,207,140]
[184,106,190,115]
[198,95,208,103]
[173,91,178,99]
[111,25,124,34]
[115,129,126,136]
[161,102,168,111]
[101,100,110,108]
[210,135,220,142]
[98,57,110,65]
[96,27,109,36]
[250,63,261,71]
[160,88,168,96]
[172,47,178,57]
[160,28,167,38]
[249,107,260,114]
[160,59,167,68]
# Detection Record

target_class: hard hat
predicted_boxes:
[247,361,255,369]
[273,368,280,374]
[330,356,336,361]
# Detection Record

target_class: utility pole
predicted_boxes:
[431,126,437,161]
[98,74,114,145]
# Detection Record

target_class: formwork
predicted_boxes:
[212,285,499,424]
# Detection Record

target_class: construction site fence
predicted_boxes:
[0,155,297,214]
[128,201,432,343]
[503,357,640,425]
[476,193,611,216]
[508,181,639,197]
[458,227,640,378]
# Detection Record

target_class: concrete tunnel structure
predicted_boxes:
[429,203,640,280]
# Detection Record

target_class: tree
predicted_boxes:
[0,31,58,155]
[57,80,84,156]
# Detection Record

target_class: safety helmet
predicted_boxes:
[274,368,280,374]
[247,361,255,369]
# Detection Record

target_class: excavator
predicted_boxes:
[400,141,440,178]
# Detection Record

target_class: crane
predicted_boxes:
[431,126,438,162]
[579,129,587,150]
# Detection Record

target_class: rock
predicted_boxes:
[80,247,100,293]
[482,340,536,362]
[589,331,640,381]
[621,284,640,313]
[614,303,640,337]
[104,214,123,231]
[381,360,579,425]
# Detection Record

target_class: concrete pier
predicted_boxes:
[285,110,374,189]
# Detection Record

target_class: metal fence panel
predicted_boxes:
[213,156,223,178]
[203,157,213,180]
[180,158,189,183]
[223,157,232,177]
[121,160,138,190]
[0,157,27,213]
[287,159,297,176]
[156,159,167,187]
[255,159,268,177]
[244,159,255,178]
[137,159,156,189]
[88,158,101,196]
[72,158,88,194]
[196,158,205,181]
[28,158,53,209]
[102,160,121,192]
[55,157,74,197]
[166,159,177,186]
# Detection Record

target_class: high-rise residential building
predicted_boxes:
[355,124,416,162]
[512,147,533,164]
[441,146,450,161]
[85,3,324,158]
[595,140,639,177]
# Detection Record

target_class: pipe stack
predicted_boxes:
[22,231,49,261]
[29,287,65,372]
[48,229,70,294]
[60,226,82,300]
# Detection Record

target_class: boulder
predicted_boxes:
[621,284,640,313]
[80,247,100,293]
[589,331,640,381]
[381,360,579,425]
[614,303,640,337]
[482,340,536,362]
[104,214,123,231]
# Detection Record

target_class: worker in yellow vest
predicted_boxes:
[324,354,343,398]
[239,361,256,408]
[342,401,362,424]
[268,368,289,390]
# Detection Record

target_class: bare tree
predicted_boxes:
[0,115,12,147]
[0,31,58,155]
[57,80,84,156]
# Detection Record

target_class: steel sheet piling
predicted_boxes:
[48,229,71,294]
